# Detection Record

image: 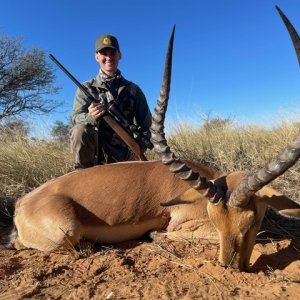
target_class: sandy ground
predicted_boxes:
[0,212,300,300]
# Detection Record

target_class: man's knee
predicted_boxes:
[71,124,88,141]
[70,124,97,168]
[71,124,96,143]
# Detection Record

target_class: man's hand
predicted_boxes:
[88,101,107,121]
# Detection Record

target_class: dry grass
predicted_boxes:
[167,120,300,203]
[0,133,73,198]
[0,119,299,203]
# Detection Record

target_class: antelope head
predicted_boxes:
[151,6,300,271]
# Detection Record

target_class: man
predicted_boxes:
[70,34,152,168]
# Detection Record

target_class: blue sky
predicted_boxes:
[1,0,300,134]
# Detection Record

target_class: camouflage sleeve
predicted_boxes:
[71,86,98,126]
[132,84,152,132]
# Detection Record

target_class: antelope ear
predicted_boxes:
[257,187,300,220]
[269,200,300,220]
[160,188,203,207]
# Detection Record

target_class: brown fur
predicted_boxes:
[11,161,300,271]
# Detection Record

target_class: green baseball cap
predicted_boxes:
[95,34,120,53]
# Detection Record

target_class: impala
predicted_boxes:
[1,6,300,271]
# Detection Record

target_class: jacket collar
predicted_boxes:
[91,70,130,88]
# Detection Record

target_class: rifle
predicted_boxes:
[49,54,147,162]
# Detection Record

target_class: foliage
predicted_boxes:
[0,118,29,140]
[50,120,70,142]
[202,115,232,131]
[0,35,60,120]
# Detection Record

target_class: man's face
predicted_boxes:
[95,47,121,76]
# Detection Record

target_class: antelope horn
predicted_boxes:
[228,6,300,207]
[151,26,226,203]
[276,5,300,66]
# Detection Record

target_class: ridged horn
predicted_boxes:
[228,6,300,207]
[150,26,226,203]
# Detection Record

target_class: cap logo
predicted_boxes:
[103,37,111,45]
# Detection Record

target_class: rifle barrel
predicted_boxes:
[49,54,93,101]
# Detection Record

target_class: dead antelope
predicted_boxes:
[1,6,300,271]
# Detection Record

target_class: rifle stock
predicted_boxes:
[103,115,147,161]
[49,54,147,162]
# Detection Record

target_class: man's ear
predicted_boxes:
[118,51,122,60]
[95,52,100,62]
